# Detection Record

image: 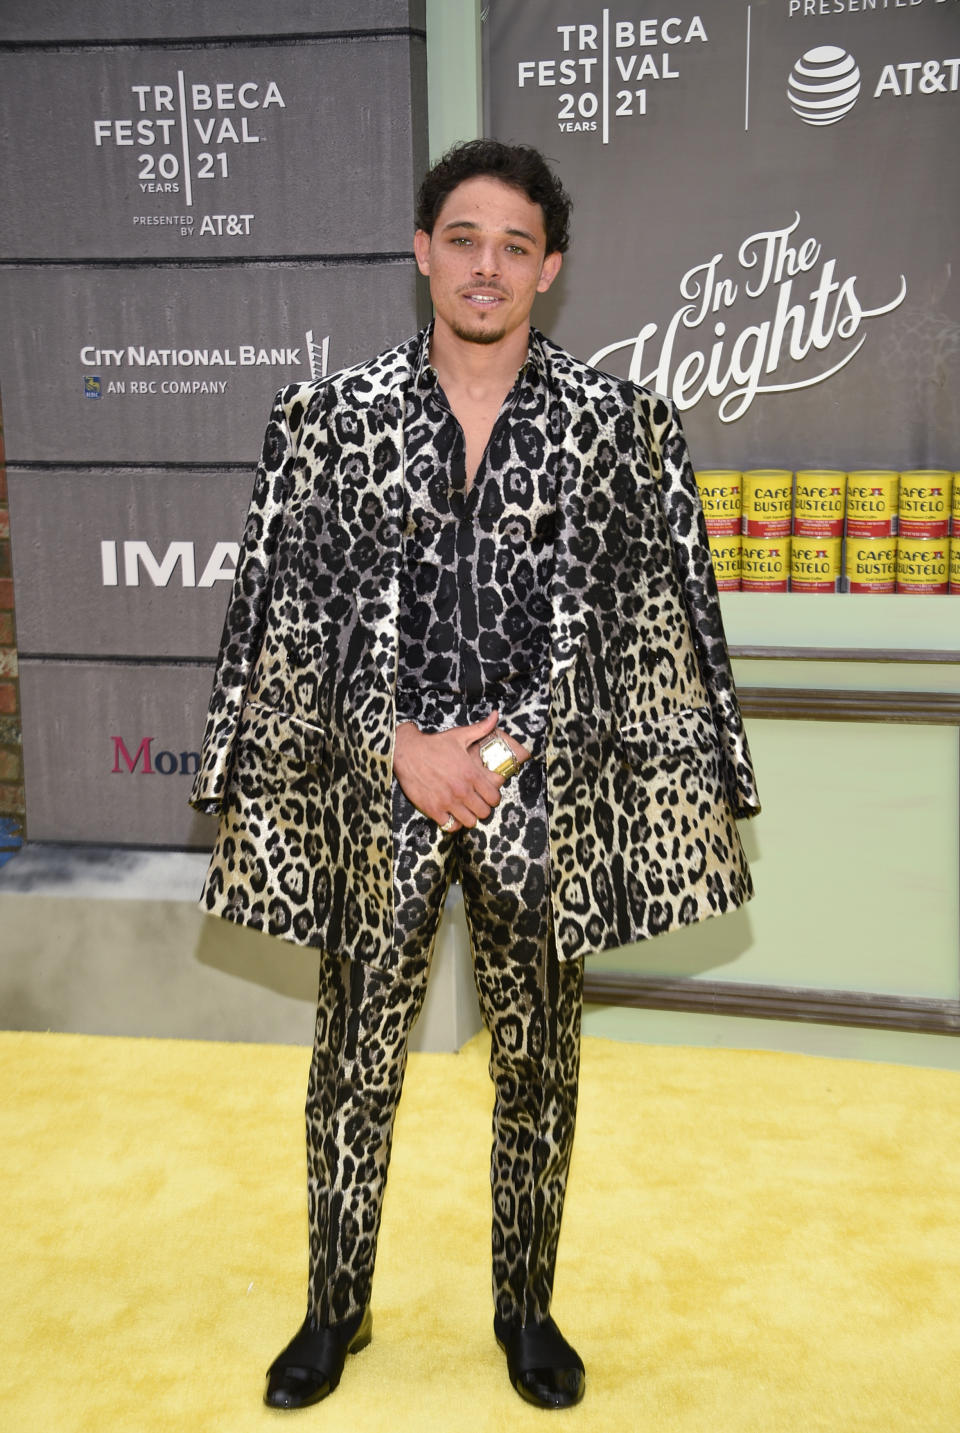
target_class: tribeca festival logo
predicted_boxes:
[588,213,907,422]
[81,329,328,400]
[514,11,708,141]
[93,73,286,239]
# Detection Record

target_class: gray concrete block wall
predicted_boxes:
[0,1,429,848]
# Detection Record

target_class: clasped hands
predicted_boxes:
[393,709,530,832]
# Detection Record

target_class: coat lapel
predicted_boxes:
[335,348,416,694]
[544,344,623,713]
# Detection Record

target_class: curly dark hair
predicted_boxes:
[415,139,572,255]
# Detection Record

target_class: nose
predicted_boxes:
[471,243,500,278]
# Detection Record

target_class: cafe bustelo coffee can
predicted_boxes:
[742,469,793,538]
[844,537,897,594]
[790,535,842,592]
[794,471,847,538]
[846,471,899,538]
[742,535,790,592]
[695,470,742,536]
[896,538,948,594]
[708,534,742,591]
[898,470,952,540]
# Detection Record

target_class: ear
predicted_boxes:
[536,251,563,294]
[413,229,431,277]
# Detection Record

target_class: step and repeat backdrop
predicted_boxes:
[0,1,427,846]
[483,1,959,486]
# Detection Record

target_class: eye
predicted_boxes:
[451,236,472,246]
[506,244,527,255]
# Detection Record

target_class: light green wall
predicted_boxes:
[592,719,960,999]
[719,591,959,654]
[425,0,482,158]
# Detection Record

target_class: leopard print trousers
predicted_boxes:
[304,755,583,1330]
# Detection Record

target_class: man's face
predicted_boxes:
[413,175,562,348]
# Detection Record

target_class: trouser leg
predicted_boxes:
[304,786,455,1326]
[457,758,584,1326]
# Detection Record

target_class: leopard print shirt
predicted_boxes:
[396,327,554,754]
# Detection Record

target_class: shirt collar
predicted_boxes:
[413,322,548,394]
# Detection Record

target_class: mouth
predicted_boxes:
[461,290,506,309]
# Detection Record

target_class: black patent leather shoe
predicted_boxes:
[264,1305,372,1409]
[494,1311,586,1409]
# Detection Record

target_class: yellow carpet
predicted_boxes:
[1,1029,959,1432]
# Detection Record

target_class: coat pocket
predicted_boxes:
[615,704,718,771]
[235,701,333,786]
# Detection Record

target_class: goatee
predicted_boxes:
[450,318,506,346]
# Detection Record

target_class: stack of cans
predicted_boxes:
[895,470,951,594]
[792,471,846,592]
[693,466,958,593]
[740,470,792,591]
[845,471,899,593]
[694,470,742,590]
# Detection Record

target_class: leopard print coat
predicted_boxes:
[190,330,760,968]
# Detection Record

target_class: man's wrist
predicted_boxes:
[393,721,418,767]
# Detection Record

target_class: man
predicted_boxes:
[190,140,759,1411]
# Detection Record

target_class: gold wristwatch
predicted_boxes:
[478,732,520,780]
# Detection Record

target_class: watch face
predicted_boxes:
[481,736,513,771]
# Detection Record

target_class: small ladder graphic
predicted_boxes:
[305,331,330,381]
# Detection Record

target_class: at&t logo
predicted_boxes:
[786,45,960,125]
[788,47,861,124]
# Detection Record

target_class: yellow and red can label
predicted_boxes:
[793,471,847,538]
[953,474,960,536]
[846,471,899,538]
[949,539,959,595]
[741,535,790,592]
[790,535,841,592]
[898,470,952,540]
[896,538,948,594]
[708,534,742,591]
[742,469,793,538]
[695,470,742,536]
[845,537,897,594]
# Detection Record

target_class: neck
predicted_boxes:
[427,316,531,398]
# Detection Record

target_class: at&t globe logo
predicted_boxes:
[788,46,861,126]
